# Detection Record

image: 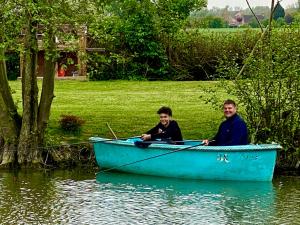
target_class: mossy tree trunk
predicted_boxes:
[17,16,41,166]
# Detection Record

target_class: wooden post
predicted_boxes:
[78,26,87,77]
[55,62,58,77]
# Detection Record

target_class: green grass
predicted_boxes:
[9,80,230,142]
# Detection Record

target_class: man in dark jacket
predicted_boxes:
[204,100,248,146]
[141,106,183,144]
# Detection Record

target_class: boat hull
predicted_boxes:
[90,137,280,181]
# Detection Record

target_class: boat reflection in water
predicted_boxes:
[96,172,276,224]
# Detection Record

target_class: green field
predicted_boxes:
[196,28,261,32]
[9,80,231,143]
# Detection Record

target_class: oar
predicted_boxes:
[99,141,205,173]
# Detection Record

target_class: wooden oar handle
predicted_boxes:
[106,122,118,139]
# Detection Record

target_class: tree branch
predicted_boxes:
[236,0,277,79]
[245,0,264,32]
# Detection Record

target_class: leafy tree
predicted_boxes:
[155,0,206,33]
[88,0,206,80]
[88,0,167,79]
[273,3,285,20]
[0,0,94,168]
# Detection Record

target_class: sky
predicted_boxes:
[207,0,298,9]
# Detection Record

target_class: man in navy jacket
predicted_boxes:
[204,100,248,146]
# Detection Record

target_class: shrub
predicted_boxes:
[88,23,300,81]
[167,29,259,80]
[59,115,85,133]
[200,16,228,28]
[215,26,300,168]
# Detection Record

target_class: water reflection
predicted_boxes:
[0,171,57,224]
[273,177,300,225]
[96,172,276,224]
[0,170,95,225]
[0,170,298,224]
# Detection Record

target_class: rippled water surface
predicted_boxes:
[0,170,299,225]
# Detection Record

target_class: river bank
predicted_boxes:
[7,80,299,173]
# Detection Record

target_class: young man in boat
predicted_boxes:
[141,106,183,145]
[203,99,248,146]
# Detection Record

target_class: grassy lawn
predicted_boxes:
[9,80,231,142]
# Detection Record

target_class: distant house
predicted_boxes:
[228,12,265,27]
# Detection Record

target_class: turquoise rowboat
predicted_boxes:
[90,137,281,181]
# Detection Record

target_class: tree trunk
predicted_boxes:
[0,95,19,166]
[1,1,69,168]
[0,49,20,122]
[17,19,41,167]
[37,33,56,146]
[0,46,20,166]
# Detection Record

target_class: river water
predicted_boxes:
[0,170,299,225]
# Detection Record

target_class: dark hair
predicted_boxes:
[157,106,172,116]
[223,99,236,107]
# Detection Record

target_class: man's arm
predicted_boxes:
[142,123,161,140]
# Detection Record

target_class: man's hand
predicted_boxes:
[141,134,151,141]
[203,139,210,146]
